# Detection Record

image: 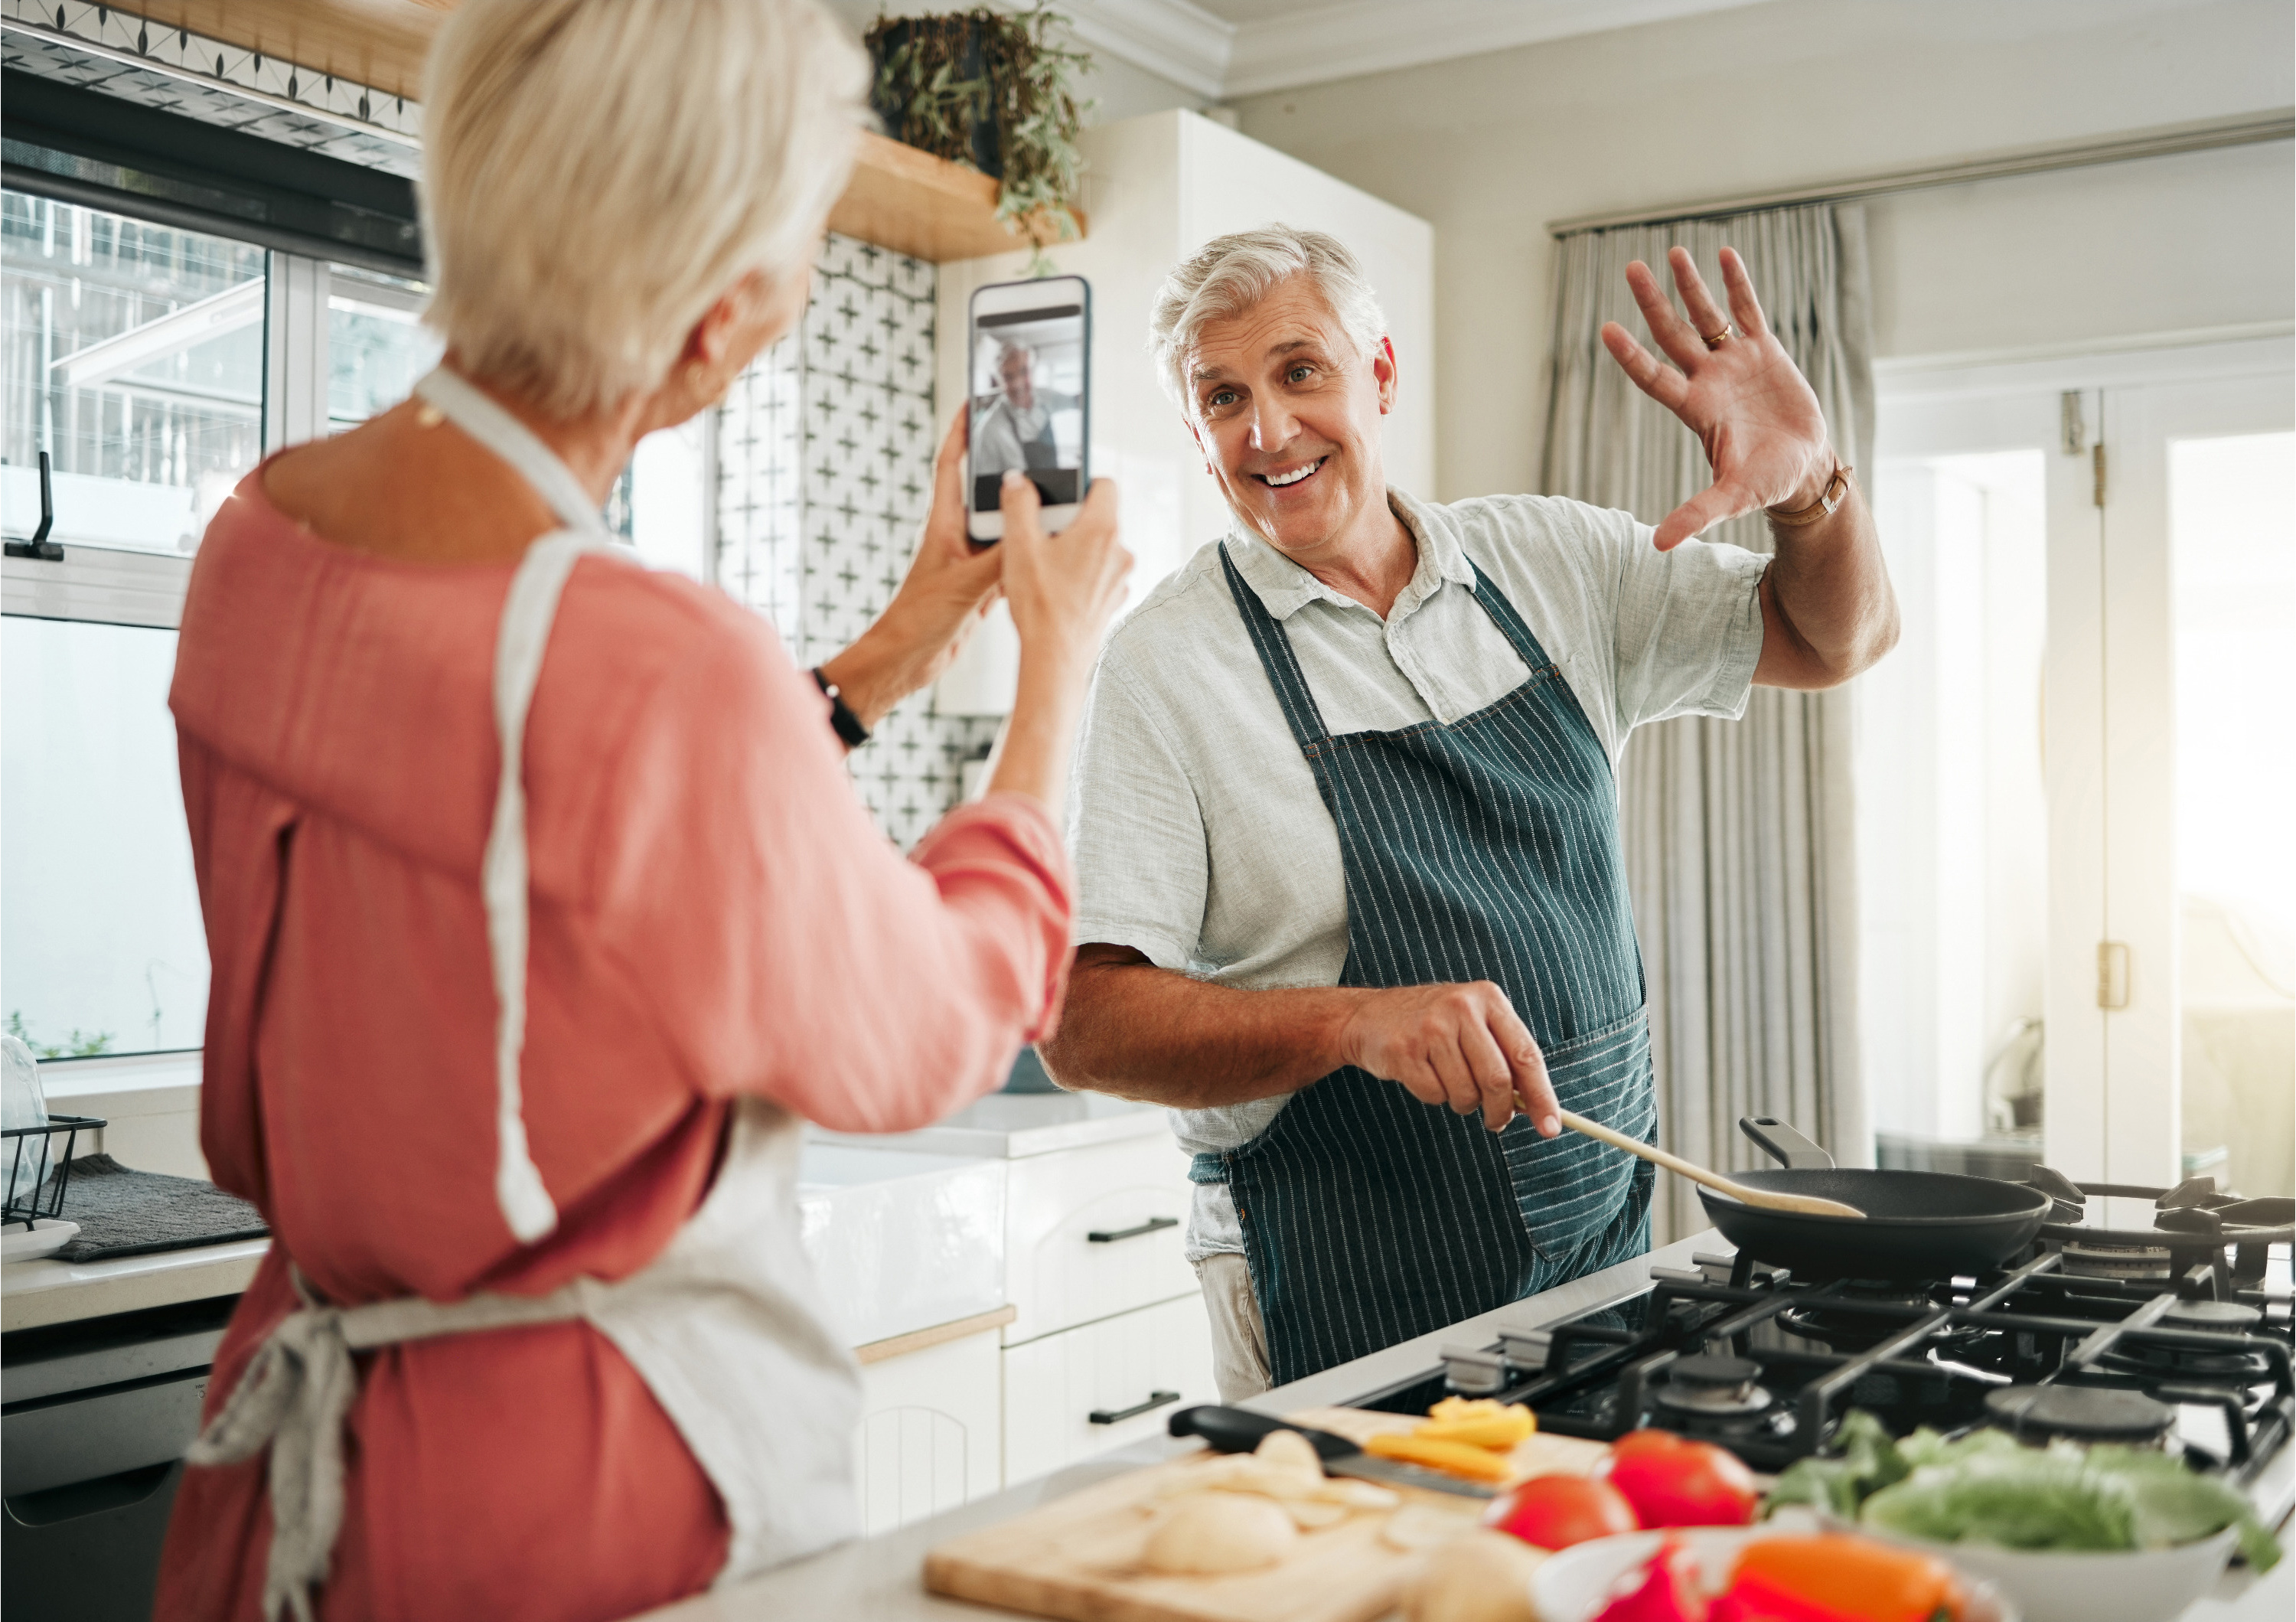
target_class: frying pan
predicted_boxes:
[1694,1117,2052,1281]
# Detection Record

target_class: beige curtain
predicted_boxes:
[1541,204,1875,1245]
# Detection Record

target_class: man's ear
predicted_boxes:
[1372,335,1399,416]
[1186,416,1215,480]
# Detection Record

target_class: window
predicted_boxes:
[3,618,205,1056]
[0,196,446,1061]
[327,264,441,435]
[5,181,719,1066]
[2,194,263,557]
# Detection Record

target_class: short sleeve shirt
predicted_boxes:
[1067,488,1769,1258]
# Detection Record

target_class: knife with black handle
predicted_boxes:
[1167,1404,1499,1500]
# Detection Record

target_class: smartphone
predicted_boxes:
[967,275,1091,543]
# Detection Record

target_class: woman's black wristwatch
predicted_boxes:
[811,668,871,749]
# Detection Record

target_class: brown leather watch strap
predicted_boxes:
[1767,462,1853,527]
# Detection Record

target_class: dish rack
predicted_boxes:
[3,1114,106,1229]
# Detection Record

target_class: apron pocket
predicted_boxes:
[1499,1009,1655,1259]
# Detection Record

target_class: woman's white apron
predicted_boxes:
[186,367,861,1622]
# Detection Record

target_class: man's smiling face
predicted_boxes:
[1183,276,1396,567]
[998,346,1036,411]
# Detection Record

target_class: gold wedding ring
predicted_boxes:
[1701,325,1733,350]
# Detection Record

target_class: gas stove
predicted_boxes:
[1349,1169,2294,1526]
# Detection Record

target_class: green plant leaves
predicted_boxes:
[866,7,1094,270]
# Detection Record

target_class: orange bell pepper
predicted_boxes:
[1724,1535,1965,1622]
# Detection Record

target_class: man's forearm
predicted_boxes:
[1039,953,1361,1109]
[1757,481,1899,688]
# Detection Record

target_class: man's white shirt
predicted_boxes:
[1065,488,1769,1260]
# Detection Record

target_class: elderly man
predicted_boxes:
[1040,226,1896,1402]
[971,340,1080,492]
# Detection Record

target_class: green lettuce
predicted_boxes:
[1763,1408,2281,1572]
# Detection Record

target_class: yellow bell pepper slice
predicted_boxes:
[1414,1405,1536,1449]
[1362,1431,1517,1482]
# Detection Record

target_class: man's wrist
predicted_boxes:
[1768,455,1851,527]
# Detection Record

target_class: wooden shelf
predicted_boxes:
[114,2,1084,263]
[833,131,1083,264]
[121,0,447,102]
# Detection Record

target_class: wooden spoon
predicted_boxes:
[1554,1108,1867,1219]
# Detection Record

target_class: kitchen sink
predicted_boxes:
[797,1147,1006,1349]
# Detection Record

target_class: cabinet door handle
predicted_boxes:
[1090,1389,1179,1426]
[1087,1216,1179,1244]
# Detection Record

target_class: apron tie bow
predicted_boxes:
[185,1277,359,1622]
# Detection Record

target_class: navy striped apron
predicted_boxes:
[1207,541,1656,1387]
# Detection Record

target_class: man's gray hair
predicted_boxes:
[1147,224,1387,407]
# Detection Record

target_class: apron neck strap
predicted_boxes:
[1218,540,1336,752]
[413,367,612,540]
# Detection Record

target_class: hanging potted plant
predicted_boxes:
[864,7,1091,273]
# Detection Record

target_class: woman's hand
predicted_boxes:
[987,468,1131,814]
[1599,246,1834,551]
[816,410,1003,731]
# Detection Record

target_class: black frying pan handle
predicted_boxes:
[1168,1405,1355,1461]
[1740,1117,1835,1170]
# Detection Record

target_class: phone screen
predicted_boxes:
[970,300,1086,513]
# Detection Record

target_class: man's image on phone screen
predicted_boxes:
[970,304,1084,512]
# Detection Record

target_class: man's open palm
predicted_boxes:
[1599,246,1833,551]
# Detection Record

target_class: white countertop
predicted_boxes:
[1,1235,269,1332]
[810,1091,1170,1160]
[628,1230,2296,1622]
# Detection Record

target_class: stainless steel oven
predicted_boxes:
[3,1295,236,1622]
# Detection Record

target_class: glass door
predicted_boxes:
[1869,338,2292,1193]
[2099,375,2293,1196]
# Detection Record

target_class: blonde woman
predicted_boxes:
[154,2,1128,1617]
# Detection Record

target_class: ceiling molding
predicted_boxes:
[1221,0,1773,100]
[1057,0,1234,100]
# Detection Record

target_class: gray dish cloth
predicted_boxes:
[32,1154,269,1263]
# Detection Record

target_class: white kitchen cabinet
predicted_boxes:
[853,1323,1004,1536]
[933,108,1437,713]
[1001,1131,1195,1345]
[1000,1294,1215,1488]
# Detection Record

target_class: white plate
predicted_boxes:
[0,1219,78,1263]
[1531,1522,2020,1622]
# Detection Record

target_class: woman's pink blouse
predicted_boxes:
[154,473,1072,1621]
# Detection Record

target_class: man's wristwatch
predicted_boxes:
[811,668,871,749]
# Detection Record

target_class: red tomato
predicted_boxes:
[1604,1430,1760,1528]
[1485,1473,1639,1550]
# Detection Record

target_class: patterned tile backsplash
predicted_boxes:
[2,1,422,176]
[716,233,1002,850]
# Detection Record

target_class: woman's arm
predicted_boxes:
[594,449,1127,1135]
[813,413,1000,733]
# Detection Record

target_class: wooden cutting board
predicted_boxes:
[921,1408,1611,1622]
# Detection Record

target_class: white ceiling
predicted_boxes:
[834,1,1783,103]
[1055,0,1782,100]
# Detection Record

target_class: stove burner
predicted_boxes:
[1985,1384,2176,1447]
[2162,1300,2265,1333]
[2058,1240,2174,1282]
[1653,1353,1775,1420]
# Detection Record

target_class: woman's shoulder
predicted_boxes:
[554,553,789,710]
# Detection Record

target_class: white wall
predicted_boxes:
[1226,0,2295,501]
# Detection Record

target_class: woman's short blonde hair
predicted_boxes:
[421,0,866,417]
